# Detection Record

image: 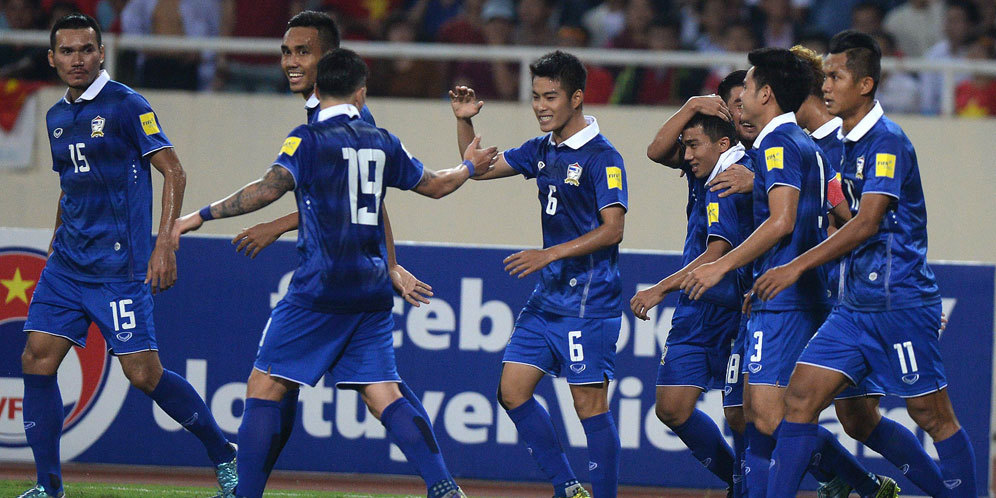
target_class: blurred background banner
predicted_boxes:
[0,229,992,494]
[0,79,42,170]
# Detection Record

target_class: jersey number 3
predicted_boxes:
[343,147,385,226]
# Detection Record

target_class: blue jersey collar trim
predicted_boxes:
[752,112,797,148]
[811,116,842,140]
[839,101,884,143]
[547,115,599,149]
[305,92,319,110]
[316,104,360,122]
[64,70,110,104]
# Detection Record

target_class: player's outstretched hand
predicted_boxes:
[679,261,726,300]
[390,264,433,307]
[752,263,802,302]
[146,240,177,294]
[232,221,282,259]
[709,163,754,197]
[450,86,483,119]
[503,249,554,279]
[631,285,666,320]
[464,135,499,176]
[174,211,204,236]
[684,95,733,123]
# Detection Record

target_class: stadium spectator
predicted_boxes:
[883,0,945,57]
[120,0,221,90]
[95,0,127,31]
[796,29,830,54]
[41,0,97,16]
[805,0,863,37]
[851,1,885,34]
[368,13,445,98]
[555,24,614,104]
[870,31,921,114]
[448,0,517,100]
[582,0,626,48]
[214,0,303,93]
[752,0,798,48]
[515,0,557,46]
[435,0,485,44]
[0,0,53,81]
[407,0,463,41]
[695,0,733,52]
[920,0,978,114]
[322,0,404,41]
[611,19,707,106]
[607,0,656,49]
[955,31,996,116]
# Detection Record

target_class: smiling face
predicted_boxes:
[723,83,757,144]
[682,124,728,178]
[281,26,324,96]
[531,76,579,134]
[49,28,104,91]
[739,67,764,127]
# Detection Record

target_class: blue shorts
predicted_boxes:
[255,300,400,388]
[835,378,885,399]
[745,309,828,387]
[23,269,157,355]
[723,315,748,407]
[656,300,739,391]
[503,306,620,385]
[797,303,947,398]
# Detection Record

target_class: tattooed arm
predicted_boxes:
[411,136,498,199]
[172,164,295,238]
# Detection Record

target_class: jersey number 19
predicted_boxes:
[343,147,384,226]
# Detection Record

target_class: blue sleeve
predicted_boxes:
[120,93,172,156]
[360,105,376,126]
[384,133,425,191]
[588,150,628,212]
[860,135,903,199]
[272,125,310,188]
[760,133,802,192]
[502,138,539,178]
[706,187,738,246]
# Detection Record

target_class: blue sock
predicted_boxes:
[263,389,299,478]
[399,382,431,423]
[863,417,945,496]
[22,374,64,495]
[148,369,234,465]
[506,398,577,496]
[671,409,735,486]
[580,412,620,498]
[744,423,774,498]
[814,426,879,495]
[732,430,746,498]
[235,398,281,498]
[380,397,452,492]
[933,428,977,497]
[767,422,819,498]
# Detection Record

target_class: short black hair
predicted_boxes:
[50,13,101,49]
[747,47,812,113]
[718,69,748,103]
[316,48,368,98]
[287,11,341,53]
[828,29,882,97]
[684,113,736,144]
[529,50,587,98]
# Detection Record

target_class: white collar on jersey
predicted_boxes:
[838,101,884,143]
[752,111,797,149]
[316,103,360,122]
[63,69,110,104]
[706,142,746,184]
[811,116,843,140]
[547,115,599,149]
[305,92,319,110]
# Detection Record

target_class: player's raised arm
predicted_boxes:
[146,147,186,293]
[449,85,519,180]
[411,135,498,198]
[647,95,732,167]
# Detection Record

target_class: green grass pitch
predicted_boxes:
[0,480,417,497]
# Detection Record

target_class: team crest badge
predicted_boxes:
[855,156,865,179]
[53,128,63,138]
[564,162,582,186]
[90,116,105,138]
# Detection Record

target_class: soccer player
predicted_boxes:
[756,30,978,497]
[174,48,496,498]
[449,50,626,498]
[793,43,949,497]
[18,13,236,498]
[679,48,897,497]
[635,106,754,494]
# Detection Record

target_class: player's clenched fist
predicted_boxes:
[449,86,484,119]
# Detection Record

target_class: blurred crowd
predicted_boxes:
[2,0,996,116]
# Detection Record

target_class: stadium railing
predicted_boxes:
[4,29,996,116]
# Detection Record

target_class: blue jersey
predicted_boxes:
[44,71,172,282]
[837,102,940,312]
[503,117,628,318]
[678,147,754,310]
[750,113,832,311]
[273,104,424,313]
[811,118,846,303]
[306,94,376,125]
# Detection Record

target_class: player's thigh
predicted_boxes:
[502,307,558,391]
[22,270,91,369]
[83,280,157,355]
[246,367,297,401]
[795,308,870,390]
[743,383,785,435]
[745,310,822,387]
[782,363,847,424]
[834,395,883,442]
[905,387,960,441]
[655,384,704,427]
[499,361,547,409]
[358,381,404,419]
[21,331,75,375]
[551,314,621,385]
[329,311,401,388]
[254,301,356,387]
[866,303,948,399]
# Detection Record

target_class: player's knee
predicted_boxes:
[123,363,162,393]
[836,403,880,442]
[908,402,959,440]
[782,385,821,424]
[573,394,608,420]
[21,346,59,375]
[655,400,691,428]
[724,407,746,434]
[496,384,526,411]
